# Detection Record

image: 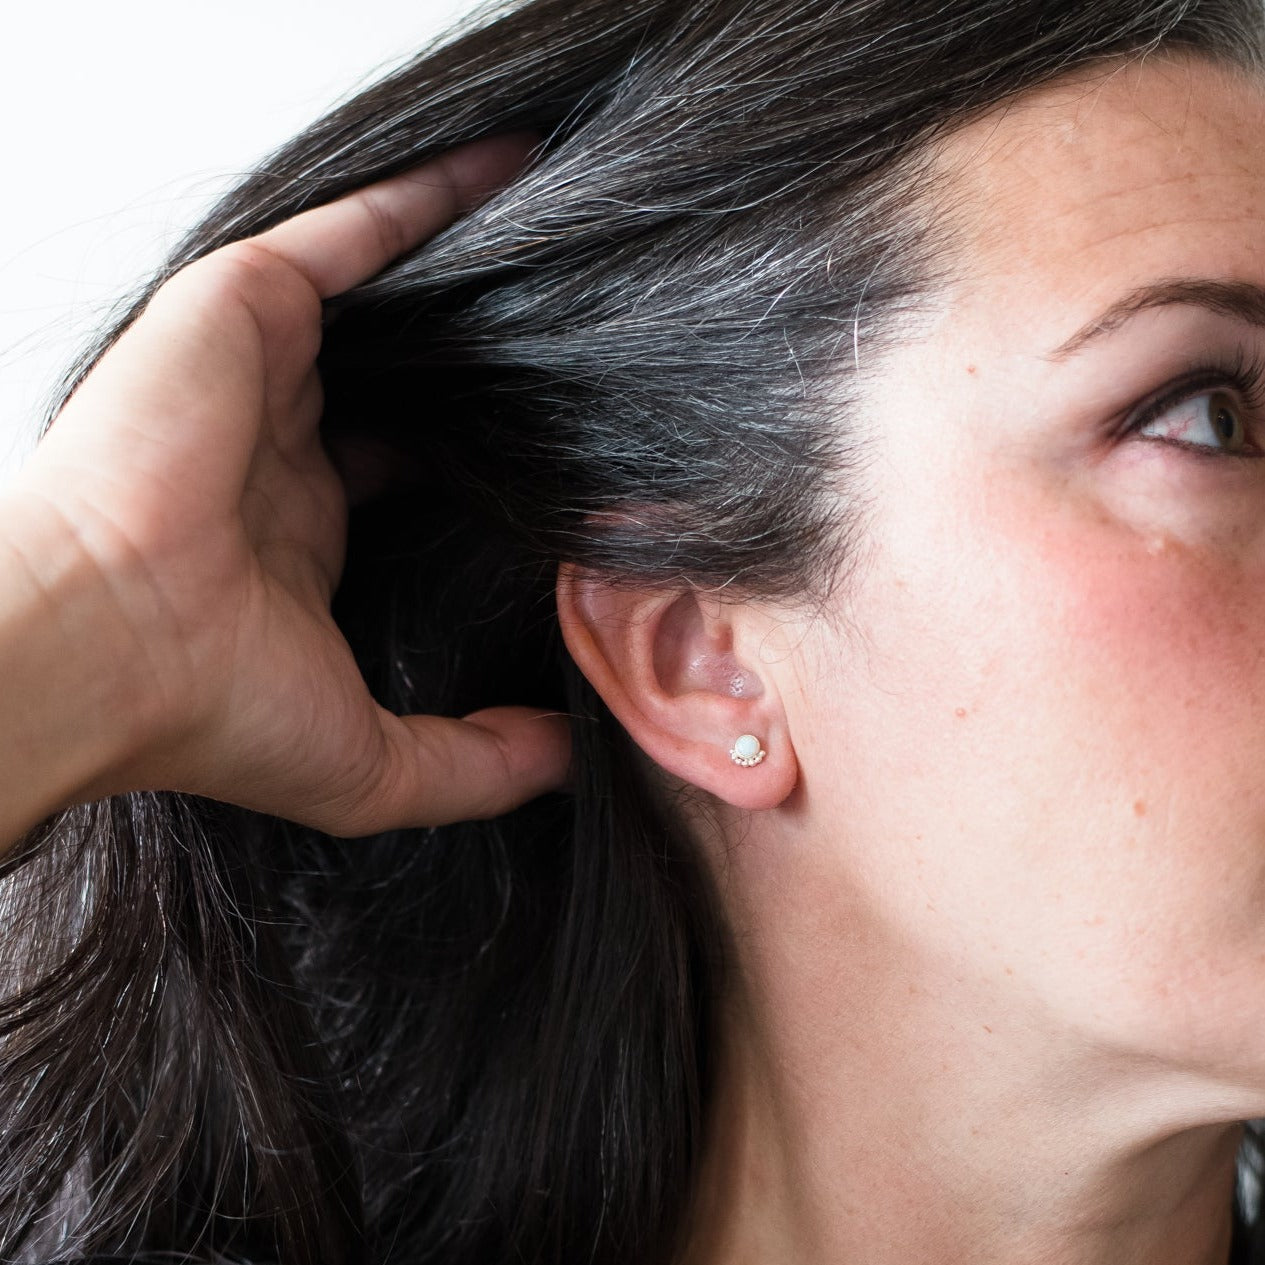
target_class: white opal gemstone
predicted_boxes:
[733,734,762,760]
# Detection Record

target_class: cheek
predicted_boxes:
[795,481,1265,1064]
[1020,507,1265,777]
[991,516,1265,1057]
[847,465,1265,809]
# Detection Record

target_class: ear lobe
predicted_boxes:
[555,563,798,811]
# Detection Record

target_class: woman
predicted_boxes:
[2,0,1264,1261]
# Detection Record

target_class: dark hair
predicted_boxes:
[4,1,1265,1262]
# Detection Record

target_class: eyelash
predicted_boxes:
[1123,346,1265,458]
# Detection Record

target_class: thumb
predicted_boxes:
[325,705,574,837]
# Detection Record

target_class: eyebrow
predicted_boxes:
[1047,278,1265,361]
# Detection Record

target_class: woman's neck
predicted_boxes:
[674,868,1245,1265]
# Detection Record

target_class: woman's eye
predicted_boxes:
[1136,388,1253,455]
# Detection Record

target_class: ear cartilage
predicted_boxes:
[729,734,767,768]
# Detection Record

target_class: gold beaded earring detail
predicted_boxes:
[729,734,766,767]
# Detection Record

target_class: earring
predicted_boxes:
[729,734,766,767]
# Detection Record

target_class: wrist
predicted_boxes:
[0,492,164,848]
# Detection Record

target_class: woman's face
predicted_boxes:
[762,53,1265,1102]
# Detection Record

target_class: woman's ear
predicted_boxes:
[555,563,799,810]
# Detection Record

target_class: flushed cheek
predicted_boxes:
[1021,501,1265,775]
[937,440,1265,802]
[998,520,1265,1061]
[803,483,1265,1050]
[952,473,1265,884]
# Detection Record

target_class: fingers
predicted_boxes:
[313,706,574,838]
[246,132,539,299]
[398,706,574,828]
[30,132,537,511]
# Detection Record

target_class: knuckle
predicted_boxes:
[448,722,517,822]
[156,242,322,359]
[179,242,276,301]
[356,189,409,263]
[313,727,406,838]
[308,785,377,839]
[173,242,316,317]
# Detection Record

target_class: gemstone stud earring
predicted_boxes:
[729,734,766,767]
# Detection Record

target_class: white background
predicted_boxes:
[0,1,481,486]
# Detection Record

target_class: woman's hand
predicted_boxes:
[0,136,571,843]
